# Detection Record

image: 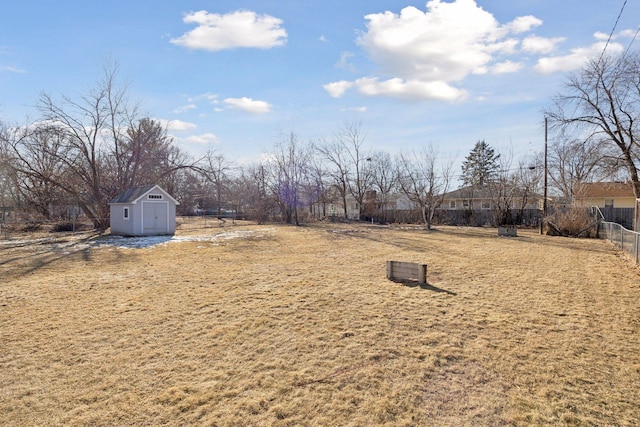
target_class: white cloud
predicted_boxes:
[173,104,197,114]
[358,1,513,82]
[323,80,354,98]
[354,77,467,102]
[170,10,287,51]
[183,133,220,145]
[595,29,637,41]
[224,97,271,114]
[341,106,368,113]
[0,65,26,74]
[490,60,523,74]
[319,35,329,43]
[157,119,198,131]
[504,15,542,34]
[535,41,624,74]
[521,35,565,54]
[327,0,542,101]
[167,119,197,131]
[617,29,637,38]
[188,92,219,103]
[485,39,519,55]
[335,51,356,72]
[593,31,610,41]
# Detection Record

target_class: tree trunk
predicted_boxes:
[633,181,640,231]
[342,194,348,219]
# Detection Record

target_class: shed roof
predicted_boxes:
[110,185,179,205]
[110,185,156,204]
[574,182,635,198]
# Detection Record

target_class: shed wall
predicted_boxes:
[110,204,135,236]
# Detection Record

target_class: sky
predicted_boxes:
[1,0,639,166]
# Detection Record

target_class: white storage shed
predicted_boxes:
[109,185,179,236]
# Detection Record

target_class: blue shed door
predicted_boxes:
[142,202,168,234]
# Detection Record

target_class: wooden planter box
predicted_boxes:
[498,226,517,237]
[386,261,427,284]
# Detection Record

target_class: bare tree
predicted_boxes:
[110,118,184,190]
[170,168,206,216]
[314,121,372,220]
[237,163,275,224]
[546,52,640,228]
[269,132,311,225]
[514,157,543,224]
[548,135,612,200]
[369,150,397,223]
[489,153,518,226]
[0,124,17,219]
[314,137,350,218]
[4,63,191,229]
[198,149,234,218]
[2,126,71,219]
[305,153,329,218]
[340,120,372,220]
[28,62,136,228]
[396,146,453,229]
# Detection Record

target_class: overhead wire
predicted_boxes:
[598,0,628,62]
[621,23,640,59]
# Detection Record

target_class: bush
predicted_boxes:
[545,208,597,237]
[52,222,76,232]
[21,222,42,232]
[52,221,91,232]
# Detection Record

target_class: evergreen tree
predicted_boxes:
[461,140,500,187]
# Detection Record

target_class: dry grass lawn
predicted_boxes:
[1,220,640,426]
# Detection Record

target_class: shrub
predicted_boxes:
[52,222,76,232]
[545,207,597,237]
[21,222,42,232]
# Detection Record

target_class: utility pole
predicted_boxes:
[540,117,548,235]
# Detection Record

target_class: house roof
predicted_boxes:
[442,185,536,199]
[574,182,635,199]
[109,185,179,205]
[442,185,491,199]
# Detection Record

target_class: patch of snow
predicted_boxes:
[88,229,273,249]
[0,228,274,251]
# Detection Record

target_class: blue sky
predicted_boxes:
[1,0,639,165]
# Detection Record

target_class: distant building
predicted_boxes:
[441,185,540,211]
[573,181,635,209]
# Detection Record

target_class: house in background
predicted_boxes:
[442,185,495,211]
[573,181,635,208]
[311,193,361,220]
[573,181,637,229]
[109,185,179,236]
[441,185,540,211]
[439,185,541,226]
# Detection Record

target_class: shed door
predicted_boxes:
[142,202,168,234]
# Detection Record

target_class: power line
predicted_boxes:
[622,23,640,59]
[599,0,628,62]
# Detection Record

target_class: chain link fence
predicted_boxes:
[599,221,640,265]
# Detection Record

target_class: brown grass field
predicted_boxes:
[1,219,640,426]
